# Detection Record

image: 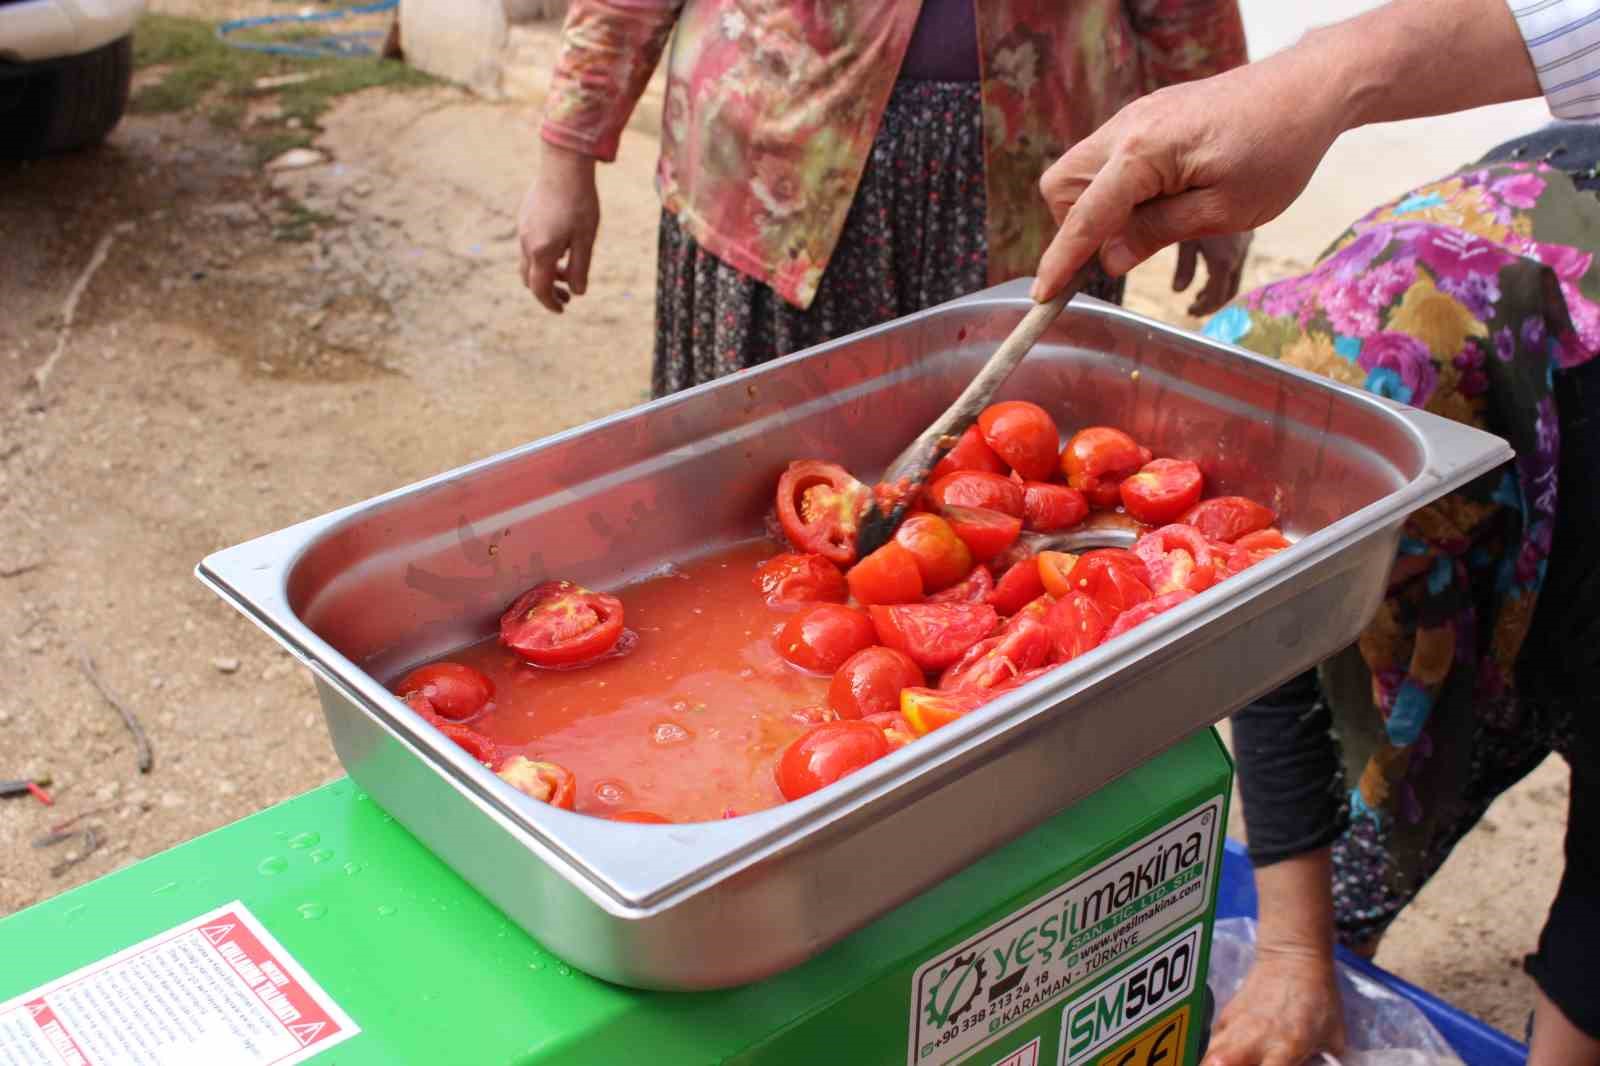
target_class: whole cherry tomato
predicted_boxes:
[939,505,1023,561]
[754,552,848,607]
[900,687,988,735]
[1059,427,1152,509]
[930,425,1009,482]
[500,581,627,668]
[394,661,494,721]
[894,513,974,592]
[1044,591,1112,662]
[988,557,1047,616]
[928,564,994,604]
[776,720,891,800]
[1180,496,1276,543]
[1036,551,1080,599]
[775,460,871,565]
[928,471,1025,517]
[938,615,1053,691]
[1120,459,1205,526]
[1023,483,1089,532]
[777,604,878,674]
[1104,590,1198,641]
[978,401,1061,482]
[828,646,926,719]
[846,541,925,605]
[869,602,999,672]
[497,756,577,810]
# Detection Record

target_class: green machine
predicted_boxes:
[0,730,1229,1066]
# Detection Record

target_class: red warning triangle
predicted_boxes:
[200,923,235,946]
[26,1002,46,1019]
[289,1022,325,1046]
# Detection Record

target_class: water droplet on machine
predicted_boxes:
[308,848,334,864]
[63,905,88,926]
[151,881,180,896]
[287,832,320,849]
[343,861,365,876]
[556,965,571,977]
[528,961,545,972]
[258,856,288,876]
[297,902,327,920]
[376,904,397,918]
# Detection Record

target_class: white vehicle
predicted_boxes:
[1,0,145,157]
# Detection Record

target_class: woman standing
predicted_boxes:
[519,0,1252,397]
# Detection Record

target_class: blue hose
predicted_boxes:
[216,0,399,60]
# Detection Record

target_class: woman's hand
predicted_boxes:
[1174,233,1253,317]
[1203,947,1345,1066]
[519,143,601,313]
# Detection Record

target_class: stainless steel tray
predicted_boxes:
[197,280,1511,990]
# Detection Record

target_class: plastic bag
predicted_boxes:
[1207,917,1465,1066]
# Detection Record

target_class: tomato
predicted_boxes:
[1059,427,1152,509]
[992,665,1055,693]
[862,711,918,751]
[754,552,848,607]
[828,646,926,719]
[940,505,1023,561]
[497,755,577,810]
[1023,483,1089,532]
[1044,591,1112,662]
[1119,459,1205,526]
[869,602,999,672]
[1235,528,1291,553]
[846,541,925,605]
[611,810,672,824]
[988,557,1047,616]
[1037,551,1080,599]
[1104,590,1197,641]
[1180,496,1276,543]
[928,471,1025,517]
[1002,593,1055,633]
[900,687,988,735]
[938,615,1053,691]
[438,723,504,766]
[931,425,1009,482]
[928,564,994,604]
[1068,555,1153,614]
[1067,548,1150,587]
[775,460,871,565]
[401,690,438,718]
[1135,525,1218,589]
[978,401,1061,482]
[500,581,628,668]
[893,513,974,592]
[775,720,891,800]
[394,662,494,721]
[776,604,878,674]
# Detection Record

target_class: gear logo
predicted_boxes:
[924,952,986,1029]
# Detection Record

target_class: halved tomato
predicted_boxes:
[1002,593,1055,633]
[497,756,577,810]
[862,711,918,751]
[500,581,627,668]
[611,810,672,824]
[931,425,1009,482]
[846,541,925,605]
[1067,553,1153,614]
[940,505,1023,561]
[978,401,1061,481]
[777,604,878,674]
[1120,459,1205,526]
[1220,528,1291,575]
[754,552,849,607]
[1180,496,1277,543]
[1104,590,1197,641]
[394,661,494,721]
[928,471,1025,517]
[828,646,926,719]
[439,723,505,767]
[989,557,1047,616]
[1044,591,1112,662]
[1023,483,1089,532]
[900,687,988,735]
[1037,550,1080,599]
[894,513,974,592]
[1059,427,1152,509]
[1134,525,1219,592]
[775,720,891,800]
[928,564,994,604]
[1067,548,1150,587]
[869,602,999,672]
[776,460,871,565]
[938,615,1053,691]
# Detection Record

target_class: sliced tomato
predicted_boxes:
[438,723,504,767]
[846,541,925,606]
[1037,550,1080,599]
[1059,427,1152,509]
[869,602,999,672]
[894,513,975,592]
[978,401,1061,482]
[862,711,918,751]
[1044,591,1113,662]
[1180,496,1277,543]
[828,646,926,719]
[1120,459,1205,526]
[928,564,994,604]
[938,615,1053,691]
[900,686,989,736]
[1068,554,1153,614]
[988,557,1047,616]
[1002,593,1055,633]
[500,580,627,668]
[940,504,1023,561]
[496,755,577,810]
[611,810,672,824]
[1235,528,1291,553]
[992,665,1055,693]
[777,604,878,674]
[775,720,891,800]
[1104,590,1197,641]
[931,425,1009,482]
[1068,547,1151,587]
[776,459,870,565]
[394,661,494,721]
[1023,483,1089,532]
[1135,525,1219,589]
[928,471,1025,518]
[754,552,848,607]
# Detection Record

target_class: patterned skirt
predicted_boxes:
[651,79,1124,398]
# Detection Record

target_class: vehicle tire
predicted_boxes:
[1,34,133,159]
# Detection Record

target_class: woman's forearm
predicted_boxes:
[1254,848,1338,960]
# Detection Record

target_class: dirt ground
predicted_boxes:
[0,6,1569,1040]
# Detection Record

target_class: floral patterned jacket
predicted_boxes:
[542,0,1247,309]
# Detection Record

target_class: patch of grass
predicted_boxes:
[273,198,337,243]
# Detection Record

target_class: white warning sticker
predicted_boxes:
[0,901,359,1066]
[907,797,1221,1066]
